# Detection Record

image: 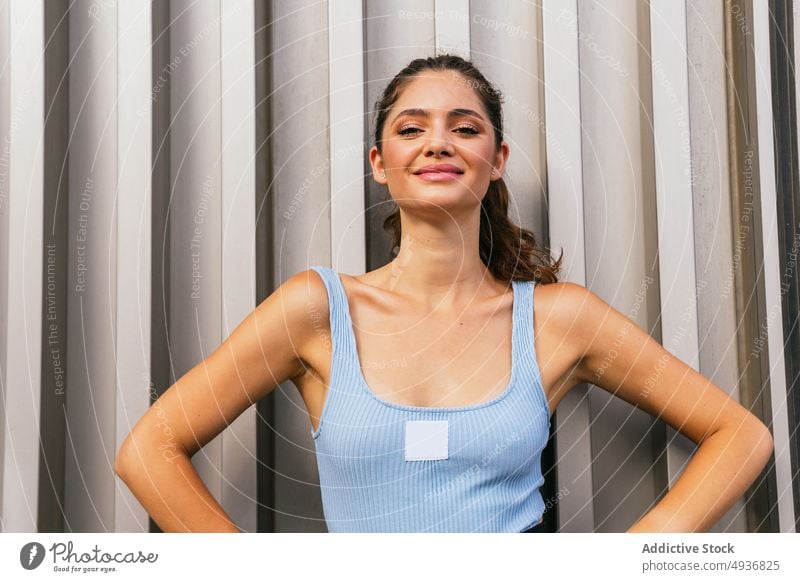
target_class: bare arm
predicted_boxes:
[114,270,325,532]
[559,282,773,532]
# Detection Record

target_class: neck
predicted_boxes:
[386,208,499,307]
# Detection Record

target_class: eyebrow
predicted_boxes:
[391,108,486,124]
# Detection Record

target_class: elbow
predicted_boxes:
[114,438,134,481]
[744,416,774,471]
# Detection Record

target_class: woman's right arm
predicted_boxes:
[114,269,325,532]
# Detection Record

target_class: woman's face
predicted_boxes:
[369,70,509,216]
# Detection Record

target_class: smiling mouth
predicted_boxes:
[414,171,463,181]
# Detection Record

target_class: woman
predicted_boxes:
[115,54,773,533]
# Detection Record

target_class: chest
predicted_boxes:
[350,310,515,408]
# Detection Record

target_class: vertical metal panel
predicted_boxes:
[270,0,330,532]
[253,0,275,533]
[64,0,118,532]
[470,0,545,242]
[648,0,700,492]
[435,0,470,58]
[220,0,257,532]
[1,0,44,533]
[685,0,746,532]
[724,0,780,532]
[542,0,595,533]
[169,0,224,501]
[578,0,662,532]
[758,0,798,532]
[115,0,152,532]
[329,0,366,275]
[364,1,435,270]
[38,0,69,534]
[0,0,8,530]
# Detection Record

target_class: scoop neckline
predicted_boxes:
[333,271,520,412]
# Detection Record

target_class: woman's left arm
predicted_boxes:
[562,282,774,533]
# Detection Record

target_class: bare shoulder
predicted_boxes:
[533,280,623,376]
[526,281,596,403]
[273,268,331,370]
[532,280,593,336]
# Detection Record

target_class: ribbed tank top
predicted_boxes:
[308,265,552,532]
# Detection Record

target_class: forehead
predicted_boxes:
[391,70,484,114]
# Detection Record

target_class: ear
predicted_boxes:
[490,141,510,181]
[369,146,388,185]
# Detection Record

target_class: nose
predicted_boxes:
[423,121,454,156]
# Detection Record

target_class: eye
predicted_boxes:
[397,125,480,136]
[398,126,421,136]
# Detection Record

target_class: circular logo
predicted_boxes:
[19,542,46,570]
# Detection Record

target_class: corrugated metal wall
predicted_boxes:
[0,0,796,533]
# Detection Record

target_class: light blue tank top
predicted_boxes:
[308,265,552,532]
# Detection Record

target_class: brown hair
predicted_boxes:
[372,53,563,285]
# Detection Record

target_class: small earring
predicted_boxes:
[381,171,386,179]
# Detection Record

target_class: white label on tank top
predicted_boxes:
[404,420,449,461]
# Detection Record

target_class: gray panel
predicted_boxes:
[39,0,69,533]
[271,0,331,532]
[685,0,746,533]
[470,0,546,240]
[169,0,224,499]
[64,0,117,532]
[364,0,436,270]
[578,0,662,532]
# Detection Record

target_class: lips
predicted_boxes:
[414,164,464,174]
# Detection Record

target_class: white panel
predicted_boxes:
[1,0,44,532]
[542,0,594,533]
[0,0,10,532]
[220,0,257,532]
[754,0,796,533]
[115,0,152,532]
[649,0,700,486]
[328,0,366,275]
[435,0,470,58]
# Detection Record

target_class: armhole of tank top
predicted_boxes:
[307,266,337,440]
[528,280,552,420]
